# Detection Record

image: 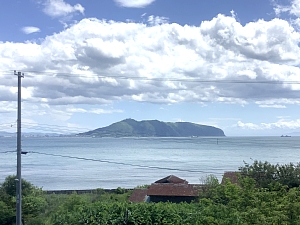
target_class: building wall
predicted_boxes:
[149,195,196,203]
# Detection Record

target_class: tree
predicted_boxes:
[239,161,300,188]
[0,175,47,225]
[1,175,35,197]
[0,201,15,225]
[199,174,219,199]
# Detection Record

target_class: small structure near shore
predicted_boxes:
[221,172,240,185]
[129,173,242,203]
[129,175,201,203]
[128,189,149,203]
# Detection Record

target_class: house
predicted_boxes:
[129,175,201,203]
[128,189,149,203]
[147,183,199,203]
[221,171,240,185]
[129,173,243,203]
[154,175,188,184]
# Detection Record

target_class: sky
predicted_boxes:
[1,0,300,136]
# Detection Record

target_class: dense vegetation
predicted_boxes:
[80,118,225,137]
[2,161,300,224]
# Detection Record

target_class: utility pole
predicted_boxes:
[15,70,24,225]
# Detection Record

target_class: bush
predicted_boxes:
[239,160,300,188]
[1,175,36,197]
[0,200,15,225]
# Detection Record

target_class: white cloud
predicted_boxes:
[256,99,300,106]
[0,102,16,113]
[21,26,41,34]
[43,0,84,18]
[237,119,300,130]
[147,15,169,26]
[1,15,300,109]
[114,0,155,8]
[259,104,286,108]
[66,107,123,114]
[275,0,300,17]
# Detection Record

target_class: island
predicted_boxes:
[78,118,225,137]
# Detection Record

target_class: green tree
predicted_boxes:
[0,200,15,225]
[199,174,219,199]
[0,175,48,225]
[275,163,300,188]
[1,175,35,197]
[239,161,300,188]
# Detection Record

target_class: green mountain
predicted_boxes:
[79,119,225,137]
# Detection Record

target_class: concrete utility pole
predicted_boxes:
[15,70,24,225]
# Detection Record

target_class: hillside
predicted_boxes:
[79,119,225,137]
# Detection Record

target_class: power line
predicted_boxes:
[1,70,300,84]
[21,122,90,133]
[0,150,16,154]
[28,150,224,174]
[0,121,90,134]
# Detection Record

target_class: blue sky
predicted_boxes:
[1,0,300,136]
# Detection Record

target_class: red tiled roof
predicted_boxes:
[154,175,188,184]
[221,171,240,185]
[147,183,198,197]
[128,189,148,203]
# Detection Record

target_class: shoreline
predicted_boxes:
[44,188,134,195]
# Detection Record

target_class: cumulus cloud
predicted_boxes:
[21,26,41,34]
[1,14,300,109]
[66,107,123,114]
[275,0,300,17]
[114,0,155,8]
[259,104,286,108]
[274,0,300,29]
[148,15,169,26]
[43,0,84,18]
[237,119,300,130]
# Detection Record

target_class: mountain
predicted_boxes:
[79,119,225,137]
[0,131,15,137]
[286,132,300,136]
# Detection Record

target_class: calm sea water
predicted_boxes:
[0,136,300,190]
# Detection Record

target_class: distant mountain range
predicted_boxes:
[79,119,225,137]
[0,131,64,137]
[0,131,13,137]
[286,132,300,136]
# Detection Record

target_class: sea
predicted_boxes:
[0,136,300,190]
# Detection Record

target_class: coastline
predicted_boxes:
[44,188,133,195]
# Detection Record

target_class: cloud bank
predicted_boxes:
[237,119,300,130]
[1,14,300,109]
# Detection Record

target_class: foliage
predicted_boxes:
[0,175,47,225]
[199,174,219,199]
[3,161,300,224]
[47,177,300,225]
[0,200,15,225]
[1,175,36,196]
[239,160,300,188]
[134,184,150,189]
[115,187,126,194]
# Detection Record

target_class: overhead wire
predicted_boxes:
[1,69,300,84]
[21,122,89,134]
[0,121,90,134]
[0,150,16,154]
[0,70,296,179]
[28,150,225,174]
